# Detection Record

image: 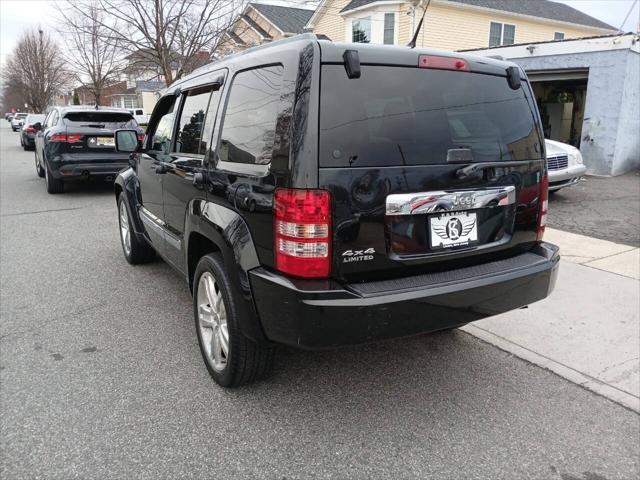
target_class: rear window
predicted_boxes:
[63,112,137,129]
[320,65,541,167]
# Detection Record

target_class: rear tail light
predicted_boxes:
[49,134,83,143]
[537,175,549,241]
[138,134,145,142]
[418,55,470,71]
[274,188,331,278]
[25,127,35,134]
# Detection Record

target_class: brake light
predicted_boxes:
[49,134,83,143]
[274,188,331,278]
[537,175,549,241]
[418,55,470,72]
[25,127,35,134]
[138,134,145,142]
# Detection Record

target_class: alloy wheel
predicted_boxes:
[197,272,229,372]
[119,201,132,256]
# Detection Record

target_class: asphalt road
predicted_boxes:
[1,122,638,480]
[547,173,640,247]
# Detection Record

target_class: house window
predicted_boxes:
[489,22,516,47]
[123,97,137,109]
[352,17,371,43]
[554,32,565,40]
[383,13,395,45]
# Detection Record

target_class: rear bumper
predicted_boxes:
[49,154,129,179]
[250,242,559,349]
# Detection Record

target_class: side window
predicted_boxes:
[200,87,223,154]
[48,111,59,128]
[174,86,214,155]
[149,97,177,153]
[217,65,284,165]
[42,112,52,128]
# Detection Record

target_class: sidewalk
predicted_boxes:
[462,228,640,412]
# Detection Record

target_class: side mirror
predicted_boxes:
[114,129,139,153]
[33,122,42,131]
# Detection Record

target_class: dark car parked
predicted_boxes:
[113,34,559,387]
[20,114,45,150]
[34,106,143,193]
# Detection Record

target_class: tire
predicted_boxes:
[117,194,155,264]
[35,151,45,178]
[193,253,274,387]
[44,159,64,194]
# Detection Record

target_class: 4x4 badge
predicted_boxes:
[342,248,375,263]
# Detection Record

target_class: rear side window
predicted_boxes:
[217,65,284,165]
[63,112,137,129]
[320,65,540,167]
[175,86,213,155]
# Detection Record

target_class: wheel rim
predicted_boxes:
[197,272,229,372]
[119,201,132,256]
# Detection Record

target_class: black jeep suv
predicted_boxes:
[113,34,559,387]
[34,106,143,193]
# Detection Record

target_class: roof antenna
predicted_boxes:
[407,0,432,48]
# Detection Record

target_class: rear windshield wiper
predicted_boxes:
[456,161,530,179]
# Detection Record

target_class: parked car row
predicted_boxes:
[108,34,560,388]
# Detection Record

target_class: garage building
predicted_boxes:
[463,33,639,176]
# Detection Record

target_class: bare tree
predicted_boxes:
[2,28,69,112]
[57,2,123,106]
[71,0,246,86]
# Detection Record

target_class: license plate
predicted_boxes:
[95,136,114,146]
[429,211,478,249]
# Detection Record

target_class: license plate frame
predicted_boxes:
[429,211,478,249]
[95,136,114,147]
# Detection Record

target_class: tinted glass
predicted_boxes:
[151,99,177,153]
[217,65,283,165]
[320,65,540,167]
[200,88,222,154]
[175,87,213,155]
[63,112,137,129]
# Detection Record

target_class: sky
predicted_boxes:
[1,0,639,66]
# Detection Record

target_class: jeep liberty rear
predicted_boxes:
[250,41,558,349]
[114,35,559,387]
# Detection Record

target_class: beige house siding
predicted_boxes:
[312,0,352,42]
[313,1,613,50]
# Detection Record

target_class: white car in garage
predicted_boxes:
[545,139,587,192]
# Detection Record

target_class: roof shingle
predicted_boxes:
[250,3,315,34]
